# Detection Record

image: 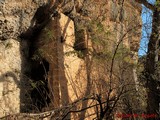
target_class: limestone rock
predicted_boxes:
[0,39,21,116]
[0,0,142,119]
[0,0,48,117]
[0,0,47,40]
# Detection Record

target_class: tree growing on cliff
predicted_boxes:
[136,0,160,117]
[0,0,147,119]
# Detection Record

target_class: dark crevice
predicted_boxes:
[19,4,55,112]
[30,59,50,112]
[73,28,87,59]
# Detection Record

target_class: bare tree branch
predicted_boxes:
[135,0,155,11]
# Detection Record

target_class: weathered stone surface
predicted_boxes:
[0,0,142,119]
[59,14,87,101]
[0,0,47,40]
[0,39,21,116]
[0,0,48,117]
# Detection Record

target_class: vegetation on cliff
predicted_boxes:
[0,0,160,120]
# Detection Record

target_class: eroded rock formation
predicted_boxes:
[0,0,142,119]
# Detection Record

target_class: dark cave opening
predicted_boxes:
[19,4,53,112]
[19,3,62,112]
[29,58,50,112]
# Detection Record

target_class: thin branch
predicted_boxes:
[135,0,155,11]
[62,100,108,120]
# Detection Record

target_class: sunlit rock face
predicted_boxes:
[0,0,142,119]
[0,39,21,116]
[0,0,48,117]
[0,0,81,116]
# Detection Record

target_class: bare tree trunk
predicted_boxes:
[145,1,160,116]
[79,30,92,120]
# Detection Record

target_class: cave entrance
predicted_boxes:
[29,58,50,112]
[19,4,56,112]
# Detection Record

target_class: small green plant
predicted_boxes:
[43,28,55,42]
[5,42,12,49]
[32,54,40,61]
[65,50,78,56]
[30,79,46,89]
[65,50,85,58]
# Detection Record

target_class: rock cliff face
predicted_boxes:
[0,0,142,119]
[0,0,48,116]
